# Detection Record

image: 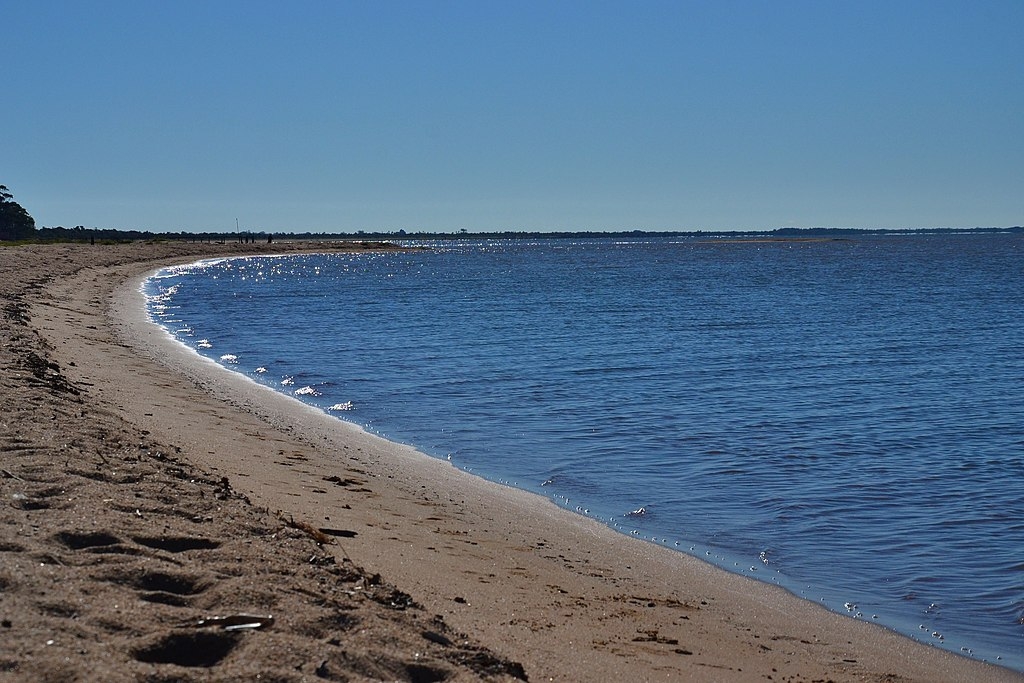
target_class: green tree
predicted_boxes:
[0,185,37,241]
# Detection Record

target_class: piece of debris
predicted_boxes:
[193,614,275,631]
[283,516,335,545]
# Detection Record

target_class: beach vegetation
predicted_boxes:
[0,185,36,241]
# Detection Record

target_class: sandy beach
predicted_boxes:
[2,241,1020,682]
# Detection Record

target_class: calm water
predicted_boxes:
[145,235,1024,669]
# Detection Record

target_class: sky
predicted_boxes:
[4,1,1022,233]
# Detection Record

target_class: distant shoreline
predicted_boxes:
[20,224,1024,246]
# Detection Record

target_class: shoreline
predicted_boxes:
[5,241,1021,681]
[135,251,1011,664]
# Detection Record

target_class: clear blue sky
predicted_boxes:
[4,1,1022,233]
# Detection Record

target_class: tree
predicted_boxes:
[0,185,37,241]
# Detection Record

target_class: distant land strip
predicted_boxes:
[9,224,1024,245]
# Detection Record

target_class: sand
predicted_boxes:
[2,240,1020,682]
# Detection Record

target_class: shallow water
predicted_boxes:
[145,234,1024,669]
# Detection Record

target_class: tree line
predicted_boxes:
[1,183,1021,242]
[0,185,36,241]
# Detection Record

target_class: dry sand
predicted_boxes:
[2,240,1020,682]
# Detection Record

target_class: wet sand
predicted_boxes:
[2,240,1020,682]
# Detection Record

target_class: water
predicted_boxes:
[144,234,1024,670]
